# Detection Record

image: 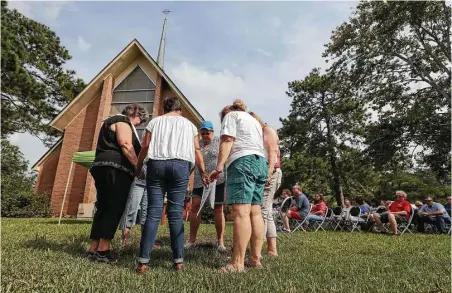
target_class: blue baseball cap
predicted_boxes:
[200,121,214,131]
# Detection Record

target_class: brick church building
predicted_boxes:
[32,37,204,217]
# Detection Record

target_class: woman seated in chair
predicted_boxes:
[306,193,327,223]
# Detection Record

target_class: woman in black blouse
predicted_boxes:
[86,104,148,262]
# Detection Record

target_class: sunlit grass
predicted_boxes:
[2,218,450,293]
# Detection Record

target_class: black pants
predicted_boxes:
[90,166,133,240]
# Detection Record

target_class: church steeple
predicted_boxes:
[157,9,170,69]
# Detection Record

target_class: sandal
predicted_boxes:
[218,264,245,274]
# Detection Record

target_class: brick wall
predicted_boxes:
[50,94,102,216]
[83,75,114,204]
[34,144,62,196]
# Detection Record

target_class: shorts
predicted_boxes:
[288,210,304,220]
[380,212,407,223]
[192,183,225,205]
[226,155,268,205]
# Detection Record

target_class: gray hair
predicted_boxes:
[121,104,149,123]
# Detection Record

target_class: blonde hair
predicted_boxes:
[248,111,266,128]
[220,99,247,121]
[233,99,247,111]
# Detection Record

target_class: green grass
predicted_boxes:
[2,218,451,293]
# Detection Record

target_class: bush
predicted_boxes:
[1,193,51,218]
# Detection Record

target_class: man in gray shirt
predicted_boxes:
[281,184,310,232]
[417,196,450,234]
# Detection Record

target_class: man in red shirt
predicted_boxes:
[373,191,412,235]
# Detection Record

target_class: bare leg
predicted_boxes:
[282,212,290,230]
[267,238,277,256]
[213,205,225,247]
[387,213,398,234]
[226,204,251,271]
[250,205,264,267]
[188,198,201,244]
[373,213,383,231]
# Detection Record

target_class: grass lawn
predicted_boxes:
[2,218,451,293]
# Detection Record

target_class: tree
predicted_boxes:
[279,69,370,205]
[1,139,50,217]
[324,1,451,182]
[1,1,85,146]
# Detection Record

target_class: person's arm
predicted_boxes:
[194,136,209,185]
[136,130,151,176]
[210,135,234,180]
[115,122,138,169]
[263,127,277,184]
[426,204,446,216]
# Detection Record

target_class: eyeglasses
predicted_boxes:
[200,132,211,136]
[426,200,433,202]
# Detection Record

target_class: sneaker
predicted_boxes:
[85,251,96,260]
[94,251,117,264]
[184,242,195,249]
[217,245,228,253]
[281,228,291,233]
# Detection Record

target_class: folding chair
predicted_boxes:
[274,197,293,235]
[291,204,312,233]
[347,207,363,232]
[330,206,343,231]
[397,208,415,235]
[307,208,329,232]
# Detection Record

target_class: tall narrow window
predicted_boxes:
[110,66,155,138]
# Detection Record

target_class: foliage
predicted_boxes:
[279,69,369,204]
[324,1,451,182]
[1,139,51,217]
[2,218,450,292]
[1,1,85,146]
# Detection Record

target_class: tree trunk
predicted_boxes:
[322,93,344,206]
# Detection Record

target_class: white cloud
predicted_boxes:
[6,1,76,24]
[271,17,281,29]
[7,1,33,17]
[254,48,272,57]
[77,36,91,53]
[169,16,330,133]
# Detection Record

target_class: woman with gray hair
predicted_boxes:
[86,104,148,262]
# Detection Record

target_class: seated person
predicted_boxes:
[307,193,327,223]
[281,184,309,232]
[273,189,292,209]
[417,196,450,234]
[373,191,411,235]
[351,198,370,223]
[340,199,352,221]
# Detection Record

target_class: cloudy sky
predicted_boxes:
[7,0,356,169]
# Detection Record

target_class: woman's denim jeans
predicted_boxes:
[138,159,189,264]
[119,178,146,231]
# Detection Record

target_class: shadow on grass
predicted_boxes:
[23,234,225,271]
[35,219,93,225]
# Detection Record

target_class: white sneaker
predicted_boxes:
[217,245,228,253]
[184,242,195,249]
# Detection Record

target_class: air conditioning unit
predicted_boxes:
[77,203,95,219]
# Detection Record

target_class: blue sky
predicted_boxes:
[8,1,357,168]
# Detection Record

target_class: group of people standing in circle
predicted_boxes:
[85,96,282,273]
